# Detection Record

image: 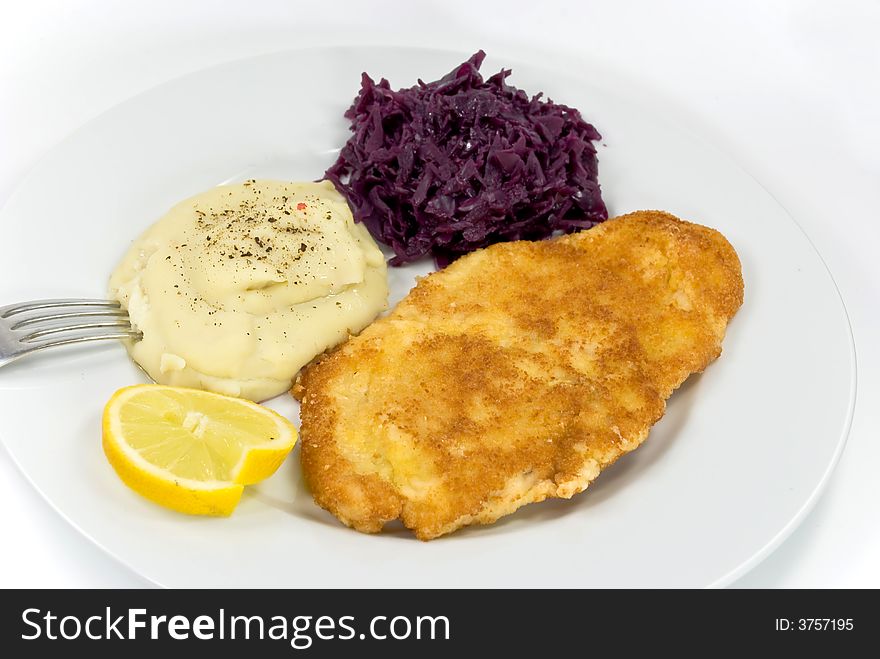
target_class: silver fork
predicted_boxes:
[0,299,140,368]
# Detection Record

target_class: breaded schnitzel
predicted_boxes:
[294,211,743,540]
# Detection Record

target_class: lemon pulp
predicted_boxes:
[102,384,297,515]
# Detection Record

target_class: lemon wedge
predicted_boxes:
[102,384,297,516]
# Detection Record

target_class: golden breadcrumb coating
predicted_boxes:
[293,211,744,540]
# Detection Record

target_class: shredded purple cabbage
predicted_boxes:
[325,50,608,267]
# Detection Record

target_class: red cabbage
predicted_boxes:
[325,50,608,267]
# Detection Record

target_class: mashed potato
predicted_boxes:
[110,180,388,401]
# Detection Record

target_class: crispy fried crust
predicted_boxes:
[294,211,744,539]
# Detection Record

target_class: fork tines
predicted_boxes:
[0,299,140,346]
[0,298,123,318]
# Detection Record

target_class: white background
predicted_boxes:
[1,0,877,588]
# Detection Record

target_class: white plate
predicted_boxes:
[0,46,855,588]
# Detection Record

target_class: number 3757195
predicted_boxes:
[775,619,854,631]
